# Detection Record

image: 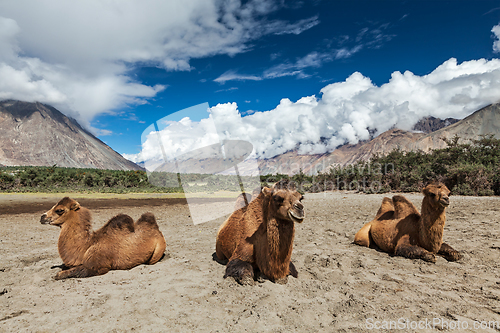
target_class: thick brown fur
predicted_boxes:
[40,197,167,279]
[216,180,304,285]
[354,181,462,263]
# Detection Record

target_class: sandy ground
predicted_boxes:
[1,191,500,332]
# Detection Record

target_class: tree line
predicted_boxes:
[1,135,499,195]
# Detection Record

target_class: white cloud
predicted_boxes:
[214,23,393,83]
[0,1,318,129]
[131,57,500,162]
[214,70,263,84]
[493,23,500,53]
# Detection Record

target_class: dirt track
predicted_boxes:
[1,192,500,332]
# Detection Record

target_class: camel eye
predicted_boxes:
[273,195,284,204]
[55,209,65,215]
[429,193,436,198]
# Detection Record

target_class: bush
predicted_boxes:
[293,134,500,196]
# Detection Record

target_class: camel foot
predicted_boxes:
[54,266,101,280]
[421,253,436,263]
[274,276,288,285]
[443,251,462,262]
[238,275,256,286]
[438,243,462,261]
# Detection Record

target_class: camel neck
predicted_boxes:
[266,216,295,262]
[418,198,446,253]
[58,209,93,266]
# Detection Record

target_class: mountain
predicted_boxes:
[258,103,500,175]
[0,100,142,170]
[412,116,459,133]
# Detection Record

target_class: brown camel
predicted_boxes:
[40,197,166,279]
[216,180,305,285]
[234,187,262,210]
[354,181,461,263]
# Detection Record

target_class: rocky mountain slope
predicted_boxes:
[0,100,142,170]
[412,116,459,133]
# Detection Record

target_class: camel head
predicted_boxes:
[40,197,80,226]
[422,181,450,209]
[262,180,305,223]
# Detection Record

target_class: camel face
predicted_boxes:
[423,182,450,209]
[265,187,305,223]
[40,197,80,226]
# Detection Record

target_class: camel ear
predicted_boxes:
[261,187,273,197]
[70,201,80,211]
[422,186,430,196]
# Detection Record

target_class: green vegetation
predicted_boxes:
[0,166,180,193]
[311,134,500,196]
[1,135,499,196]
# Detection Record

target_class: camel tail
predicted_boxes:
[354,221,372,247]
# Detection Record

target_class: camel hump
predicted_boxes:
[375,197,395,219]
[136,212,158,226]
[392,195,419,219]
[106,214,135,233]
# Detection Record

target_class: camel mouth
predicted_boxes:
[439,198,450,207]
[288,210,304,223]
[40,214,52,225]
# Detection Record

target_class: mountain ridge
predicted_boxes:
[0,100,142,170]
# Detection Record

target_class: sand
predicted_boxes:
[1,192,500,332]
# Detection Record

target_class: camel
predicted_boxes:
[215,180,305,285]
[354,181,462,263]
[234,187,262,211]
[40,197,166,279]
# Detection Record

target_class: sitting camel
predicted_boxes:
[215,180,305,285]
[40,197,166,279]
[354,181,461,263]
[234,187,262,211]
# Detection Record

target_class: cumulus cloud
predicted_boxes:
[493,23,500,53]
[0,0,318,129]
[131,57,500,163]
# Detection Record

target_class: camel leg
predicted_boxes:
[394,236,436,263]
[224,259,255,285]
[54,265,108,280]
[147,239,166,265]
[215,241,227,263]
[438,242,462,261]
[354,222,372,247]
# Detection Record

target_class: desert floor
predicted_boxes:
[1,192,500,332]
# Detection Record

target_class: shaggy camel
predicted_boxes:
[354,181,461,263]
[234,187,262,210]
[40,197,166,279]
[216,180,305,285]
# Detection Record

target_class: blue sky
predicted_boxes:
[1,1,500,159]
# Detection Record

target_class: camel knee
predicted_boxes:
[224,259,255,285]
[354,222,372,247]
